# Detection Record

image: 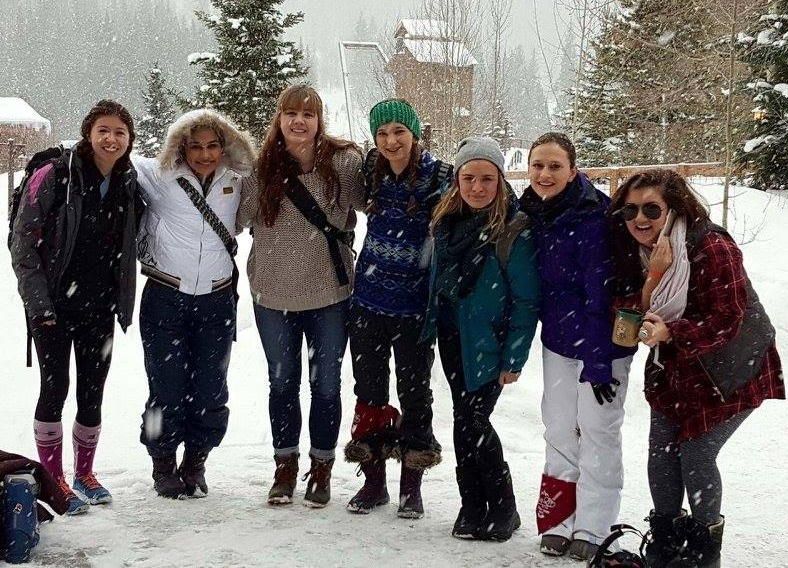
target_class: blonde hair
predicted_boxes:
[431,172,510,242]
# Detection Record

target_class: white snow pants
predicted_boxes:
[541,347,633,544]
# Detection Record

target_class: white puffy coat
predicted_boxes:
[134,110,255,295]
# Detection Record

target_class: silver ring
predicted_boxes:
[638,328,649,340]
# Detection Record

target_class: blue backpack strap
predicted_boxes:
[424,160,453,210]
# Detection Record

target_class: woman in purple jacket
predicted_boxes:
[518,133,635,561]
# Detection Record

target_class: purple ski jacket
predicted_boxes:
[519,173,633,385]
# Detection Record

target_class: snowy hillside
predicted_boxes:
[0,174,786,567]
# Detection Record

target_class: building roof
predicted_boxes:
[0,97,51,134]
[396,19,452,40]
[400,38,478,67]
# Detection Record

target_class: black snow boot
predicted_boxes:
[478,461,520,542]
[397,462,424,519]
[152,455,186,499]
[672,516,724,568]
[268,453,299,505]
[179,450,209,497]
[452,465,486,539]
[644,509,688,568]
[303,455,334,508]
[347,459,389,514]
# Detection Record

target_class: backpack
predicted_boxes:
[495,210,530,273]
[7,145,67,250]
[588,524,649,568]
[7,146,69,368]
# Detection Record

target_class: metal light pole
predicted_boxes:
[338,41,390,142]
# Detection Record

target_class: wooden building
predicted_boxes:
[386,19,477,157]
[0,97,52,154]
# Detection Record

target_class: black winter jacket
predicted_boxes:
[10,148,140,330]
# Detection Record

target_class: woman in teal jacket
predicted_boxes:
[423,137,540,542]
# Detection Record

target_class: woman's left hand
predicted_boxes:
[640,312,672,347]
[499,371,521,386]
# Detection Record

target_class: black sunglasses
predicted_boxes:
[620,203,664,221]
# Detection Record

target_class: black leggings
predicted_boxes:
[31,309,115,427]
[349,304,436,447]
[438,324,503,469]
[648,409,751,525]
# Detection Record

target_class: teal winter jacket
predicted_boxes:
[422,225,540,392]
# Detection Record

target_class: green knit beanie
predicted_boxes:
[369,99,422,140]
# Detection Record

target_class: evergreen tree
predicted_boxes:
[736,0,788,190]
[137,64,177,158]
[190,0,307,142]
[564,6,637,166]
[483,98,514,151]
[554,37,577,123]
[502,46,550,142]
[567,0,765,166]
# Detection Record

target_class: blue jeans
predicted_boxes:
[139,281,235,457]
[253,300,348,459]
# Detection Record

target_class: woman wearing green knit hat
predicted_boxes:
[344,99,452,519]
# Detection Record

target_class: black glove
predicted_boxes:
[592,378,620,405]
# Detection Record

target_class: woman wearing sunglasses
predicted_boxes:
[518,133,635,561]
[609,169,783,568]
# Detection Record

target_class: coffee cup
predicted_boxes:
[612,308,643,347]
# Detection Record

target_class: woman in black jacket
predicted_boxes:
[10,100,141,515]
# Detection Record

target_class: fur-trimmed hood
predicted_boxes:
[158,109,256,174]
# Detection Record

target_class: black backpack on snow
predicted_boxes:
[7,145,68,250]
[588,524,649,567]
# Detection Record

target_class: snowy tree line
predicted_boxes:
[0,0,214,140]
[564,0,787,193]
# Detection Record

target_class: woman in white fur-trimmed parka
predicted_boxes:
[133,109,255,500]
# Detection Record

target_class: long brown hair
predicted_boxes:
[608,168,710,296]
[431,171,510,243]
[256,84,360,227]
[367,142,423,215]
[610,168,709,229]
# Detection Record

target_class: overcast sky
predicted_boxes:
[279,0,568,52]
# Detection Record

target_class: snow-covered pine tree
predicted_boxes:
[736,0,788,190]
[502,46,550,142]
[563,5,637,167]
[483,99,514,152]
[137,64,177,158]
[189,0,307,142]
[553,38,577,124]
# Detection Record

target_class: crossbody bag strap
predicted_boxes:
[176,176,240,314]
[282,176,352,287]
[176,176,238,257]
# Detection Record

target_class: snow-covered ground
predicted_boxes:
[0,173,786,567]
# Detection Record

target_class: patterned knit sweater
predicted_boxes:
[352,150,451,317]
[238,148,365,311]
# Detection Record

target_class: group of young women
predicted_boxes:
[9,86,783,567]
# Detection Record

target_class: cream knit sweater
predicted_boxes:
[238,148,365,311]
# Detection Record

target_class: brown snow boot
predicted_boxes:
[303,455,334,508]
[268,453,299,505]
